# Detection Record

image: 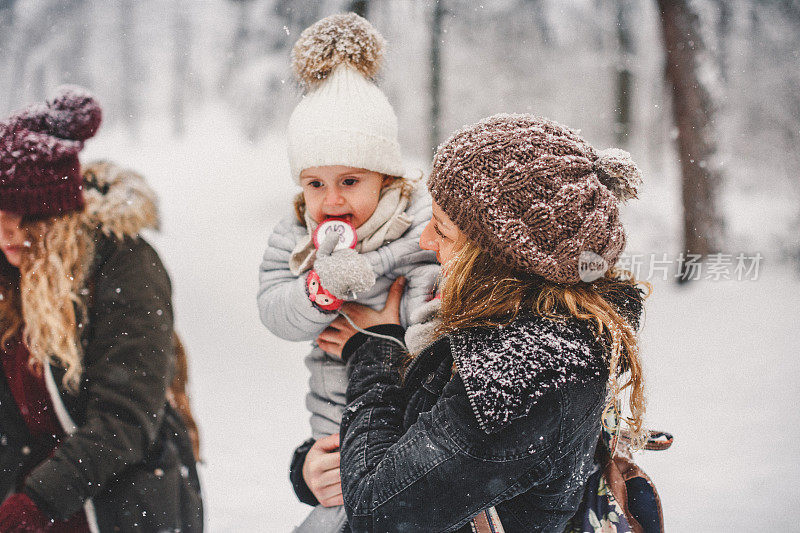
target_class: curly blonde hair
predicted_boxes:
[1,160,160,393]
[0,212,94,392]
[436,240,650,448]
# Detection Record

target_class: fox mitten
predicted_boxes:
[313,232,376,300]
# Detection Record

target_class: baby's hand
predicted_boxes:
[314,232,376,300]
[306,270,343,311]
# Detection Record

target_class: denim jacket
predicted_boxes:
[337,313,619,533]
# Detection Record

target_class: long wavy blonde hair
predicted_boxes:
[0,212,94,392]
[436,240,650,447]
[1,160,160,393]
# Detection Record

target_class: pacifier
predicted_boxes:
[312,217,358,252]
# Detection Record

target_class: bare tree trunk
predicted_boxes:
[529,0,552,44]
[172,0,191,136]
[274,0,320,47]
[429,0,444,155]
[349,0,369,18]
[775,1,800,270]
[714,0,731,83]
[118,0,139,136]
[614,0,635,146]
[0,0,14,112]
[56,0,88,87]
[0,0,13,30]
[657,0,724,281]
[220,0,249,94]
[8,3,50,108]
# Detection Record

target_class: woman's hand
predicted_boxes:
[315,277,405,357]
[302,433,343,507]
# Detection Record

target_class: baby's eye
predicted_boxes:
[342,177,359,186]
[306,180,323,188]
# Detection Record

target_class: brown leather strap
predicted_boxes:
[472,510,491,533]
[167,332,201,462]
[603,443,645,533]
[469,430,672,533]
[603,433,669,533]
[471,507,504,533]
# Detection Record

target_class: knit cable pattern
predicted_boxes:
[428,113,631,284]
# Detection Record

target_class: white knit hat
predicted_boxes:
[287,13,404,182]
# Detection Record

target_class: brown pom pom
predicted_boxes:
[291,13,385,89]
[594,148,642,202]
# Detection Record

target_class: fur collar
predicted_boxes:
[81,160,159,241]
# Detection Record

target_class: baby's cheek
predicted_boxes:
[355,198,381,226]
[306,203,325,224]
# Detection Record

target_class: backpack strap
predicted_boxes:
[470,507,504,533]
[602,441,645,533]
[469,430,672,533]
[166,332,201,462]
[602,431,670,533]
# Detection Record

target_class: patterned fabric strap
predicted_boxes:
[470,507,505,533]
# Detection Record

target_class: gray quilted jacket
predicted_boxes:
[257,188,440,439]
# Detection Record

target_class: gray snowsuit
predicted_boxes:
[257,187,439,440]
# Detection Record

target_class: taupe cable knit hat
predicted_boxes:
[428,114,642,284]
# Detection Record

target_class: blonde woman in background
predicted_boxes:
[0,87,201,532]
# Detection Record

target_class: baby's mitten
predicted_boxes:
[404,296,442,354]
[306,270,343,312]
[314,232,376,300]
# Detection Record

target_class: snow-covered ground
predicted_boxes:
[83,114,799,531]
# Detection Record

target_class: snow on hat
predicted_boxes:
[428,113,642,284]
[0,85,102,218]
[287,13,404,182]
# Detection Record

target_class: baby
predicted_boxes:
[257,13,439,533]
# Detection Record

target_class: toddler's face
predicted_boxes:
[299,166,386,229]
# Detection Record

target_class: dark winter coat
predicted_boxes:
[334,289,642,533]
[0,169,202,532]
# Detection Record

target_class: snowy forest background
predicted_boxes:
[2,0,799,530]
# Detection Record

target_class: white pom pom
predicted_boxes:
[291,13,385,89]
[594,148,642,202]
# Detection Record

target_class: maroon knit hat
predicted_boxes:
[0,86,102,218]
[428,114,642,284]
